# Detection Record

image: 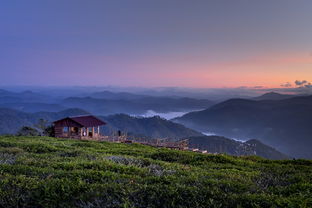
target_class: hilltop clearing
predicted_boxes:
[0,136,311,207]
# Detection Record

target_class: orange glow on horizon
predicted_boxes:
[141,52,312,88]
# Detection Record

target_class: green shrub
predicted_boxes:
[0,136,311,208]
[16,126,40,137]
[21,143,58,153]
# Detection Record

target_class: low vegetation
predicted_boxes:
[0,136,311,208]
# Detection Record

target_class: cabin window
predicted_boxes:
[63,127,69,133]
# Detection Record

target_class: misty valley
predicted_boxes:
[0,88,311,159]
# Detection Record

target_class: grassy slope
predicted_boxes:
[0,136,311,208]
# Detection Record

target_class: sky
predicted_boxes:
[1,0,312,88]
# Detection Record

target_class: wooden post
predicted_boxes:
[98,126,100,136]
[83,127,86,138]
[92,127,95,138]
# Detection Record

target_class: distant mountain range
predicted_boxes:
[252,92,296,101]
[173,94,312,158]
[0,103,67,113]
[62,96,214,116]
[90,90,148,100]
[0,89,52,103]
[0,89,214,116]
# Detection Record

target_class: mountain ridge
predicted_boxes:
[173,95,312,158]
[253,92,296,101]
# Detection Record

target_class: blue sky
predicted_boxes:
[1,0,312,87]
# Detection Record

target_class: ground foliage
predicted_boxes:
[0,136,311,208]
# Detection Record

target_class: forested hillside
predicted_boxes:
[174,95,312,158]
[101,114,202,139]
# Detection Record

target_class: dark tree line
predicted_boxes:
[16,119,55,137]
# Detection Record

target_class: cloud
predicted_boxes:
[280,82,292,88]
[295,80,308,86]
[293,80,312,88]
[304,83,312,88]
[253,86,265,89]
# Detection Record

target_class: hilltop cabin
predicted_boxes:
[53,115,106,140]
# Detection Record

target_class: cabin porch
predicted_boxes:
[56,126,102,140]
[53,115,106,140]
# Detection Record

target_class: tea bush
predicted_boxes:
[0,136,311,208]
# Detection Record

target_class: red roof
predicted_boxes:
[53,115,106,127]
